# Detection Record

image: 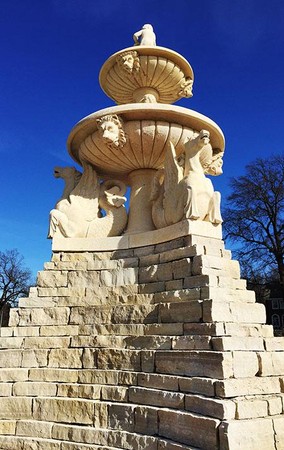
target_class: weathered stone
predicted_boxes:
[13,381,57,397]
[33,398,94,424]
[138,373,179,391]
[156,351,233,378]
[101,385,128,402]
[48,348,83,368]
[97,348,141,371]
[0,397,32,420]
[37,270,68,288]
[158,409,219,449]
[172,336,211,350]
[0,420,16,436]
[129,386,184,409]
[108,404,135,432]
[135,406,158,435]
[185,394,236,419]
[235,397,268,419]
[212,336,264,351]
[219,418,275,450]
[179,377,216,397]
[215,377,281,398]
[16,419,53,439]
[257,351,284,376]
[232,351,259,378]
[159,301,202,323]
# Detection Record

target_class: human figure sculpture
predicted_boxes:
[151,130,223,229]
[96,114,127,151]
[48,162,128,238]
[133,24,156,46]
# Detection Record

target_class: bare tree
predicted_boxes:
[0,249,32,310]
[223,155,284,298]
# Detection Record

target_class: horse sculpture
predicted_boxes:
[151,130,223,229]
[48,162,128,238]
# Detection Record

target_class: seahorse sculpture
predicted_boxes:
[151,130,223,229]
[48,162,128,238]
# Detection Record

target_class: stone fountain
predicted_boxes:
[50,23,225,241]
[0,24,283,450]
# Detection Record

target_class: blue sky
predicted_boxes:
[1,0,284,277]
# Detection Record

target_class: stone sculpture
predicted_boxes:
[151,130,223,229]
[116,50,140,74]
[48,162,128,238]
[96,114,127,151]
[133,24,156,46]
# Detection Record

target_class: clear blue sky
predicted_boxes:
[1,0,284,278]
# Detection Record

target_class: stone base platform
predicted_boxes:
[0,229,284,449]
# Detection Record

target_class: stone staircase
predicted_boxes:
[0,234,284,449]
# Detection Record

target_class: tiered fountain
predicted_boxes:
[0,24,283,450]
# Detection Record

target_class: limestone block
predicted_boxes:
[12,327,40,337]
[141,350,155,372]
[57,383,101,399]
[192,255,240,278]
[78,369,118,385]
[53,260,88,271]
[171,258,191,279]
[153,288,201,303]
[273,415,284,450]
[13,381,57,397]
[101,385,128,402]
[235,397,268,419]
[94,401,108,428]
[37,270,68,288]
[51,422,109,445]
[159,245,199,264]
[265,337,284,351]
[217,276,246,290]
[179,377,216,397]
[0,383,12,396]
[69,306,111,325]
[0,327,13,337]
[215,377,281,398]
[82,349,97,369]
[129,386,184,409]
[139,281,165,293]
[87,259,120,270]
[139,253,160,267]
[212,336,264,351]
[0,337,24,349]
[139,264,171,283]
[24,336,70,349]
[185,394,236,420]
[138,373,179,392]
[219,418,275,450]
[158,301,202,323]
[230,302,266,323]
[184,274,218,289]
[33,398,94,424]
[133,245,155,257]
[108,429,158,450]
[108,404,135,432]
[8,309,19,327]
[155,237,185,254]
[19,297,58,308]
[172,336,211,350]
[135,405,158,436]
[156,351,233,379]
[165,279,184,290]
[145,323,184,336]
[118,371,138,386]
[16,419,53,439]
[0,397,32,420]
[267,396,283,415]
[111,304,158,324]
[184,322,225,336]
[21,349,49,368]
[100,268,138,286]
[29,368,79,383]
[68,270,100,288]
[123,335,171,350]
[92,323,145,336]
[257,351,284,376]
[19,307,70,326]
[48,348,83,369]
[0,420,16,435]
[40,325,79,336]
[232,351,259,378]
[158,409,220,449]
[97,348,141,371]
[224,323,274,338]
[0,368,29,382]
[0,350,22,368]
[201,286,256,303]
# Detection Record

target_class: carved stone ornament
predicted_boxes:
[151,130,223,229]
[48,162,128,239]
[133,24,156,46]
[116,50,140,75]
[96,114,127,151]
[178,77,193,98]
